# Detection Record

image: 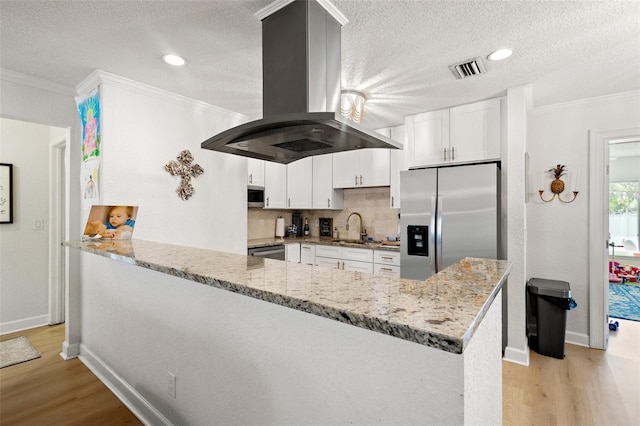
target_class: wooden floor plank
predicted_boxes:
[1,319,638,425]
[0,324,142,426]
[504,318,640,426]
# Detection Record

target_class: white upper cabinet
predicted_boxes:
[333,148,391,189]
[389,125,407,208]
[406,98,502,168]
[286,157,313,209]
[312,154,343,209]
[247,158,264,187]
[406,109,450,168]
[264,162,287,209]
[449,98,501,164]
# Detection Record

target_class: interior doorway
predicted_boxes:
[589,128,640,349]
[49,138,67,325]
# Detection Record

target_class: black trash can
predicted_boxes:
[526,278,577,359]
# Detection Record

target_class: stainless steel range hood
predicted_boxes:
[201,0,401,164]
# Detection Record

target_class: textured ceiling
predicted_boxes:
[1,0,639,129]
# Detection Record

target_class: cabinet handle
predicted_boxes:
[360,175,363,185]
[342,261,345,269]
[443,147,448,161]
[391,196,394,207]
[381,267,393,272]
[249,173,252,184]
[288,198,290,208]
[337,261,341,269]
[451,146,455,161]
[381,256,393,260]
[327,198,331,208]
[266,197,269,207]
[355,175,358,185]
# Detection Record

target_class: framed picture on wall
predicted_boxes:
[0,163,13,224]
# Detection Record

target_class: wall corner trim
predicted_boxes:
[503,345,530,366]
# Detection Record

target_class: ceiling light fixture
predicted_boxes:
[487,48,513,61]
[162,54,186,66]
[340,90,366,123]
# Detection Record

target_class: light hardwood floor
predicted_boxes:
[1,321,638,425]
[0,324,141,425]
[503,318,640,426]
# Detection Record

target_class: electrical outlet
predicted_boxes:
[168,372,176,399]
[34,219,44,230]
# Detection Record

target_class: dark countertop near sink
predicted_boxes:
[248,236,401,251]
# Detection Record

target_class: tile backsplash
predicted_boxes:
[248,187,400,241]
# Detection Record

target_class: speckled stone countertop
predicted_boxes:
[64,239,511,354]
[248,236,401,251]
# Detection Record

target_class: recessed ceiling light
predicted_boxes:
[487,48,513,61]
[162,54,186,66]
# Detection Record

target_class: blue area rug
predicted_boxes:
[609,283,640,322]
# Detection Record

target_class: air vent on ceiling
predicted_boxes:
[450,58,486,79]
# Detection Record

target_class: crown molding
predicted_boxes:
[76,70,248,120]
[254,0,294,20]
[531,90,640,115]
[0,68,76,96]
[255,0,347,25]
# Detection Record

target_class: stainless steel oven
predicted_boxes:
[247,244,285,261]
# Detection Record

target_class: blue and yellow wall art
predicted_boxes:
[77,88,101,161]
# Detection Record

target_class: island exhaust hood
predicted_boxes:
[201,0,401,164]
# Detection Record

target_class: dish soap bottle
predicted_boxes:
[303,218,310,236]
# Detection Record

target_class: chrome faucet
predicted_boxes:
[346,212,367,241]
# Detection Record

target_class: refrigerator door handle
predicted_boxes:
[430,195,438,274]
[435,195,443,273]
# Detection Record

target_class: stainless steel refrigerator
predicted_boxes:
[400,163,500,280]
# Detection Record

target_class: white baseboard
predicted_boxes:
[60,340,80,360]
[0,314,49,335]
[79,344,173,426]
[503,345,530,366]
[566,331,590,348]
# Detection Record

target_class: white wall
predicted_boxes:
[85,72,249,254]
[527,91,640,344]
[0,118,50,328]
[0,71,81,335]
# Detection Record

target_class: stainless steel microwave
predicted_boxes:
[248,185,265,208]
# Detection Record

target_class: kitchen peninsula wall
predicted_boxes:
[248,187,400,241]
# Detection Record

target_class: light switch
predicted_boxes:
[34,219,44,230]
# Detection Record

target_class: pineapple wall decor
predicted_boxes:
[539,164,579,203]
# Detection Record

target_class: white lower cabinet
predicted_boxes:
[314,245,377,274]
[300,244,316,265]
[315,256,341,270]
[285,243,300,263]
[343,260,374,274]
[373,249,401,278]
[373,264,400,277]
[309,245,400,276]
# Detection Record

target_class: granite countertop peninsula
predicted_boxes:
[64,239,511,354]
[248,236,401,251]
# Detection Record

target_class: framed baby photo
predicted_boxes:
[0,163,13,224]
[83,205,139,239]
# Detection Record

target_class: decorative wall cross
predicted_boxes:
[164,150,204,200]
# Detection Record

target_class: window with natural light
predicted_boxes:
[609,180,639,256]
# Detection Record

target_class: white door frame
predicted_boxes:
[588,127,640,349]
[48,138,67,325]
